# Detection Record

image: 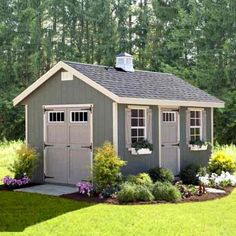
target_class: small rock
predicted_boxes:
[206,187,226,194]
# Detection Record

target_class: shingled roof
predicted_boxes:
[64,61,223,105]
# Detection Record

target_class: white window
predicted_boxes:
[131,108,146,144]
[48,111,64,123]
[70,111,88,123]
[163,111,176,123]
[190,110,202,142]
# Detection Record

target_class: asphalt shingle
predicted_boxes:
[64,61,223,104]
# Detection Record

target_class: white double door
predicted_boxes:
[44,106,92,184]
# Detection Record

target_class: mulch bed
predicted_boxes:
[0,183,40,191]
[61,187,235,205]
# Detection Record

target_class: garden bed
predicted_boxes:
[0,183,39,191]
[61,186,235,205]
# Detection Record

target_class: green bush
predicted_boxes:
[148,167,174,183]
[117,182,154,203]
[126,173,153,189]
[8,144,38,179]
[180,164,200,185]
[93,142,126,192]
[208,150,236,175]
[152,182,181,202]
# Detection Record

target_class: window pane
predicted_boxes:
[131,118,138,126]
[61,112,64,122]
[131,129,137,136]
[138,129,144,136]
[139,119,145,126]
[190,111,195,118]
[190,119,195,126]
[132,138,137,144]
[190,128,195,135]
[57,113,61,121]
[79,112,83,121]
[53,113,56,121]
[196,111,200,118]
[139,109,144,117]
[84,112,88,122]
[131,109,138,117]
[195,128,200,135]
[138,137,144,141]
[196,119,200,126]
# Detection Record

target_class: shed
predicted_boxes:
[13,53,224,184]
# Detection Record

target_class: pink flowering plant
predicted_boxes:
[3,175,30,187]
[76,181,93,196]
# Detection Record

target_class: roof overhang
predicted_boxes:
[13,61,225,108]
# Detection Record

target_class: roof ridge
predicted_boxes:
[63,60,108,68]
[135,69,173,75]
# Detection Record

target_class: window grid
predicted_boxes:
[131,109,146,144]
[163,112,176,123]
[48,111,65,123]
[70,111,88,123]
[190,110,202,142]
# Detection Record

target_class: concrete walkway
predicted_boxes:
[14,184,77,196]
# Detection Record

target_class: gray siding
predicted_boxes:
[24,71,113,183]
[179,107,212,169]
[118,105,160,175]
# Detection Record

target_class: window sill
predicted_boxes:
[129,148,152,155]
[188,144,208,151]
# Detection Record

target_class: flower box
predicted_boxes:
[188,144,208,151]
[129,148,152,155]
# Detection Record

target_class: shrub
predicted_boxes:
[175,181,197,198]
[8,144,38,179]
[3,175,30,187]
[93,142,126,192]
[148,167,174,183]
[208,150,236,175]
[152,182,181,202]
[126,173,153,189]
[180,164,200,185]
[117,182,154,203]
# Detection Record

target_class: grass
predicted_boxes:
[0,140,23,181]
[0,190,236,235]
[1,141,236,235]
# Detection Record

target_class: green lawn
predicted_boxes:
[0,190,236,236]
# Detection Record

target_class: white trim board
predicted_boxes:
[113,102,118,154]
[13,61,225,108]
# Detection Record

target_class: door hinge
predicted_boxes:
[171,109,179,112]
[44,174,54,179]
[81,144,93,150]
[80,106,93,112]
[172,143,180,147]
[44,143,54,148]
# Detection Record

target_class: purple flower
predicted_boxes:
[2,175,30,187]
[76,181,93,196]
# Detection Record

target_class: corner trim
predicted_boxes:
[113,102,118,154]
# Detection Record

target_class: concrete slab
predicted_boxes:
[206,187,226,194]
[14,184,77,196]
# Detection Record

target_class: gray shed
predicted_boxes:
[13,53,224,184]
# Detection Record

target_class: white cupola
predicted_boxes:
[115,52,134,72]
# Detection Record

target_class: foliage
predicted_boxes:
[0,140,23,180]
[8,144,38,179]
[197,166,209,177]
[100,185,119,199]
[213,144,236,162]
[76,181,93,197]
[189,140,208,146]
[208,150,236,175]
[92,142,126,192]
[126,173,153,189]
[148,167,174,183]
[180,164,200,185]
[117,182,154,203]
[198,171,236,188]
[175,181,198,199]
[152,182,181,202]
[131,139,153,151]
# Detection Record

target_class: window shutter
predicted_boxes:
[147,108,152,143]
[186,110,190,144]
[202,110,207,141]
[125,108,131,148]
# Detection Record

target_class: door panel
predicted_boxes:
[68,148,91,184]
[44,106,92,184]
[45,147,68,184]
[161,109,179,175]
